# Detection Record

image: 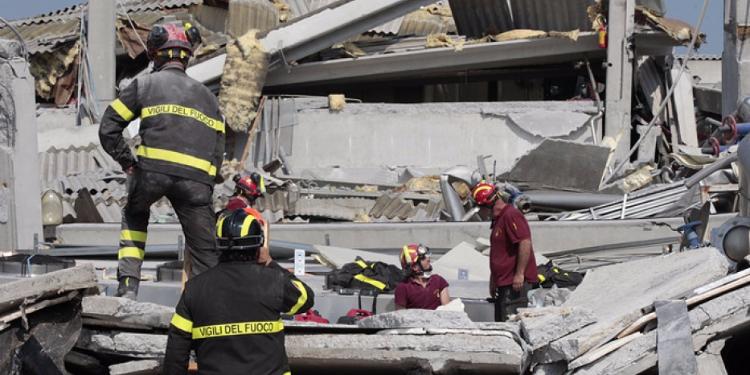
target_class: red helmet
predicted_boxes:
[146,21,201,59]
[233,172,265,199]
[400,243,432,276]
[471,181,497,207]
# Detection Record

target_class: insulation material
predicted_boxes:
[493,29,547,42]
[637,7,703,46]
[403,176,440,193]
[618,165,655,193]
[328,94,346,112]
[398,8,448,36]
[549,29,580,41]
[425,33,464,51]
[30,42,80,101]
[218,30,269,132]
[272,0,292,23]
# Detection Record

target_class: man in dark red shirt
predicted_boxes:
[394,244,451,310]
[472,182,538,321]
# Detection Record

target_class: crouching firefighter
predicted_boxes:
[99,19,225,299]
[163,209,314,375]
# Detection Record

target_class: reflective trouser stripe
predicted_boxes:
[171,313,193,333]
[118,247,145,260]
[110,99,135,121]
[283,372,291,375]
[355,260,368,269]
[120,230,147,243]
[353,274,386,290]
[286,280,308,315]
[137,146,217,176]
[192,320,284,339]
[141,104,225,133]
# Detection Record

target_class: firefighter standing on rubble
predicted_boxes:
[163,209,314,375]
[472,182,539,322]
[99,20,225,299]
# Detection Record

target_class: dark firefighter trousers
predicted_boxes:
[118,169,218,280]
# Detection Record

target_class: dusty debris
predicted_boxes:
[425,33,464,51]
[82,296,173,330]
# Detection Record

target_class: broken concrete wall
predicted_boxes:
[536,249,728,364]
[252,98,598,184]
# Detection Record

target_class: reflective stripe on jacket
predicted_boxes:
[99,66,224,185]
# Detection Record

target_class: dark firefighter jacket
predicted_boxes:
[163,261,314,375]
[99,65,224,186]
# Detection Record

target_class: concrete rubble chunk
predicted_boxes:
[0,264,97,313]
[76,329,167,358]
[542,249,728,364]
[287,332,527,374]
[82,296,173,329]
[519,307,596,350]
[532,361,567,375]
[109,359,160,375]
[655,300,697,375]
[528,288,572,308]
[695,340,728,375]
[358,309,477,330]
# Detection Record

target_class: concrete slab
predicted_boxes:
[0,264,97,313]
[432,241,490,281]
[82,296,173,330]
[77,329,167,358]
[503,139,610,192]
[109,359,160,375]
[542,249,728,364]
[287,332,528,374]
[519,307,596,350]
[358,309,477,329]
[655,300,697,375]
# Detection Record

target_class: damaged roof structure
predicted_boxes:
[8,0,750,374]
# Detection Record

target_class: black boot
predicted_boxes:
[116,276,140,300]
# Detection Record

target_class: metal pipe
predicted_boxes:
[439,174,465,222]
[524,191,621,211]
[685,153,739,188]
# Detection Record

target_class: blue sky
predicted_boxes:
[3,0,723,54]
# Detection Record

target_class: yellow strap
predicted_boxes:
[171,313,193,333]
[355,260,368,269]
[192,320,284,339]
[141,104,225,133]
[110,99,135,121]
[538,274,546,283]
[286,280,308,315]
[137,146,217,176]
[283,372,291,375]
[216,215,226,237]
[353,274,386,290]
[120,229,147,243]
[240,215,256,237]
[118,246,145,260]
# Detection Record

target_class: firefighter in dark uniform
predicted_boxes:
[163,209,314,375]
[99,20,225,299]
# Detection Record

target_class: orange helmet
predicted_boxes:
[400,243,432,276]
[471,181,497,207]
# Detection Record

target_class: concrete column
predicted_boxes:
[723,0,750,116]
[88,0,116,113]
[0,55,42,251]
[604,0,635,170]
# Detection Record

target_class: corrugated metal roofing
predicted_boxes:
[448,0,513,38]
[289,0,405,36]
[510,0,594,32]
[0,0,202,54]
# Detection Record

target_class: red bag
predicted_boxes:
[294,309,329,324]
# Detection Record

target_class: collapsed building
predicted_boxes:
[3,0,750,374]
